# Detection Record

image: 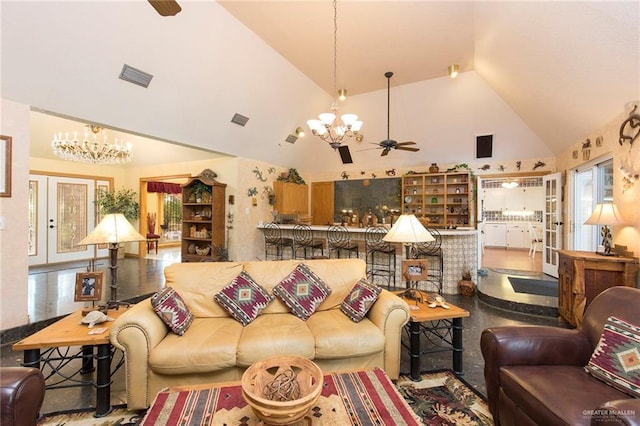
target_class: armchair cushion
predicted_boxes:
[214,271,274,326]
[341,278,382,322]
[273,263,332,320]
[585,316,640,397]
[151,286,193,335]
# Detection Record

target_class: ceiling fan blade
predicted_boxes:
[148,0,182,16]
[396,146,420,152]
[396,141,417,146]
[381,148,390,157]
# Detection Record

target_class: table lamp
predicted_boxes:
[79,213,145,309]
[383,214,435,298]
[584,202,625,256]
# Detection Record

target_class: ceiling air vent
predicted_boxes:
[285,134,298,144]
[119,64,153,88]
[231,113,249,127]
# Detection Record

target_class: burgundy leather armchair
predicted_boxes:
[481,286,640,426]
[0,367,45,426]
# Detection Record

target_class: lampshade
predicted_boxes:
[79,213,145,245]
[584,203,625,226]
[383,214,435,244]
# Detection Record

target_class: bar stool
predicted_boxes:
[264,222,294,260]
[365,225,396,289]
[411,227,443,293]
[327,225,359,259]
[293,224,324,259]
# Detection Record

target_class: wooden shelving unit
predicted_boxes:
[181,175,226,262]
[401,172,472,228]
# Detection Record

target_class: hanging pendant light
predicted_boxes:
[307,0,363,150]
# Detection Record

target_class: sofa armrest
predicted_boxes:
[109,300,169,409]
[591,399,640,426]
[367,290,410,379]
[481,325,592,421]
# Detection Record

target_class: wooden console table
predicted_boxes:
[558,250,639,327]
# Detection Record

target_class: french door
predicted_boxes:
[542,173,563,277]
[29,174,109,265]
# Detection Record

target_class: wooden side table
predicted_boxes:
[12,308,129,417]
[396,291,470,381]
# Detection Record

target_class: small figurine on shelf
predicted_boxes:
[190,225,196,238]
[429,163,439,173]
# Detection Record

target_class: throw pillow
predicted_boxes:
[273,263,332,320]
[214,271,274,326]
[341,278,382,322]
[151,286,193,336]
[585,316,640,397]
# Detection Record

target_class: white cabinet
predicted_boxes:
[483,188,505,211]
[506,224,527,248]
[484,223,506,247]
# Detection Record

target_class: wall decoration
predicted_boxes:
[74,271,104,302]
[533,161,546,170]
[595,136,603,147]
[385,169,396,176]
[498,165,505,172]
[228,195,235,205]
[479,164,490,170]
[341,171,349,180]
[572,150,578,159]
[0,135,12,197]
[268,167,276,175]
[248,187,258,197]
[582,138,591,160]
[516,161,521,171]
[276,168,305,184]
[252,167,267,182]
[619,104,639,146]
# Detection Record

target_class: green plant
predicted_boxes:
[96,188,139,221]
[190,180,212,195]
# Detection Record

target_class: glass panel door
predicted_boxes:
[543,173,562,277]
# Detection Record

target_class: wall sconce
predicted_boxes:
[448,64,459,78]
[295,127,305,137]
[338,89,347,101]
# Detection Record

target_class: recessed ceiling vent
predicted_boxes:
[231,113,249,127]
[285,134,298,144]
[119,64,153,88]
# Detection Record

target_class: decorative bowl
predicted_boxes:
[195,246,210,256]
[241,356,323,425]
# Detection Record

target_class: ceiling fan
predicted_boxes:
[148,0,182,17]
[373,71,420,157]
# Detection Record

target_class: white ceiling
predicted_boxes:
[3,1,639,172]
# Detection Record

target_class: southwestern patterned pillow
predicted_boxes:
[273,263,332,321]
[214,271,274,326]
[151,286,193,336]
[341,278,382,322]
[585,316,640,397]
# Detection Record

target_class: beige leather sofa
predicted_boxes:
[110,259,410,409]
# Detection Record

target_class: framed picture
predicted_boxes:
[74,271,104,302]
[0,135,11,197]
[402,260,429,281]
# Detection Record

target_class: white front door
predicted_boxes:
[543,173,563,277]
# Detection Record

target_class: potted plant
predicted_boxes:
[95,188,140,221]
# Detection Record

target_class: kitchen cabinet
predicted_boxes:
[310,181,334,225]
[273,181,308,215]
[484,223,506,247]
[483,186,544,212]
[558,250,639,327]
[506,224,526,248]
[483,188,504,211]
[181,175,226,262]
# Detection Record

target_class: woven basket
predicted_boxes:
[241,356,323,425]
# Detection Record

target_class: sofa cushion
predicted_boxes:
[213,271,274,326]
[585,316,640,397]
[236,313,315,366]
[307,310,385,359]
[341,278,382,322]
[273,264,332,320]
[149,317,242,375]
[500,365,630,425]
[150,287,194,335]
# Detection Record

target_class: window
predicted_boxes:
[573,158,613,251]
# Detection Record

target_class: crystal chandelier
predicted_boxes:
[51,125,132,164]
[307,0,363,150]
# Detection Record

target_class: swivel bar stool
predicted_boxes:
[263,222,294,260]
[411,227,443,294]
[293,224,324,259]
[327,225,359,259]
[365,225,396,289]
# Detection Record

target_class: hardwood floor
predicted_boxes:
[482,247,542,273]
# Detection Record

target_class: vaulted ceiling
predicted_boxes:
[3,1,638,172]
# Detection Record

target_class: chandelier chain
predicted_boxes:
[332,0,337,94]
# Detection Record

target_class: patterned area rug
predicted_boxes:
[37,370,493,425]
[396,369,494,425]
